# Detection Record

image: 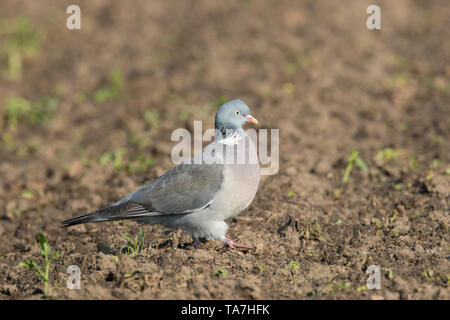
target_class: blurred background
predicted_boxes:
[0,0,449,299]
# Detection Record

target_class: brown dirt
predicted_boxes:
[0,0,449,300]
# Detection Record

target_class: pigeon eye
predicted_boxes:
[235,110,240,115]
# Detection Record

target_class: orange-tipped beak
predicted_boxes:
[245,115,259,125]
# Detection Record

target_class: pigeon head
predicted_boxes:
[214,99,258,133]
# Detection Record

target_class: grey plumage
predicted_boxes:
[62,99,261,248]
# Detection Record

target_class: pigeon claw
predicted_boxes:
[221,237,254,250]
[193,238,204,249]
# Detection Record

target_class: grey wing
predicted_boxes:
[61,162,224,227]
[121,163,224,217]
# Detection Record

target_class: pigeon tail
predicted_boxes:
[61,202,133,227]
[61,199,162,227]
[60,207,110,227]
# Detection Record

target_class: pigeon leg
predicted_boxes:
[193,237,203,249]
[222,237,254,249]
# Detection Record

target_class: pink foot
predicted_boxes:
[221,237,254,249]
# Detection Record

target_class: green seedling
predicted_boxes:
[391,230,399,238]
[4,97,31,127]
[19,233,59,297]
[0,17,43,80]
[390,210,398,223]
[100,149,154,173]
[357,285,368,292]
[384,54,412,89]
[282,82,294,94]
[4,96,60,128]
[430,159,442,169]
[393,183,403,190]
[409,155,419,170]
[325,281,351,294]
[144,110,160,131]
[259,264,266,273]
[127,154,155,174]
[131,109,161,149]
[299,220,325,242]
[21,189,34,199]
[409,212,421,220]
[120,226,145,257]
[342,149,368,183]
[286,261,300,273]
[371,218,383,228]
[99,148,126,170]
[385,268,393,280]
[94,68,124,103]
[216,269,228,277]
[0,132,15,151]
[29,96,59,125]
[423,269,433,281]
[12,207,21,218]
[376,148,399,162]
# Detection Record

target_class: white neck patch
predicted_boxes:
[217,130,243,145]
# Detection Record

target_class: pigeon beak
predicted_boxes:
[245,115,259,126]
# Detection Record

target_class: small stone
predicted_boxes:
[97,243,116,255]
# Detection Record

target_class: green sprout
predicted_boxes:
[130,110,160,149]
[143,110,160,131]
[390,210,398,223]
[29,96,60,125]
[393,183,403,190]
[286,261,300,273]
[423,269,433,281]
[430,159,442,169]
[409,155,419,170]
[99,149,154,173]
[21,189,35,199]
[3,96,60,128]
[120,226,145,257]
[371,218,383,229]
[259,264,266,273]
[216,269,228,277]
[127,154,155,174]
[342,149,368,183]
[4,97,31,127]
[357,285,369,292]
[19,233,59,297]
[376,148,399,162]
[299,220,325,242]
[99,148,126,170]
[0,17,43,80]
[385,268,393,280]
[94,68,124,103]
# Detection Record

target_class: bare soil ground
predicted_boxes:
[0,0,449,299]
